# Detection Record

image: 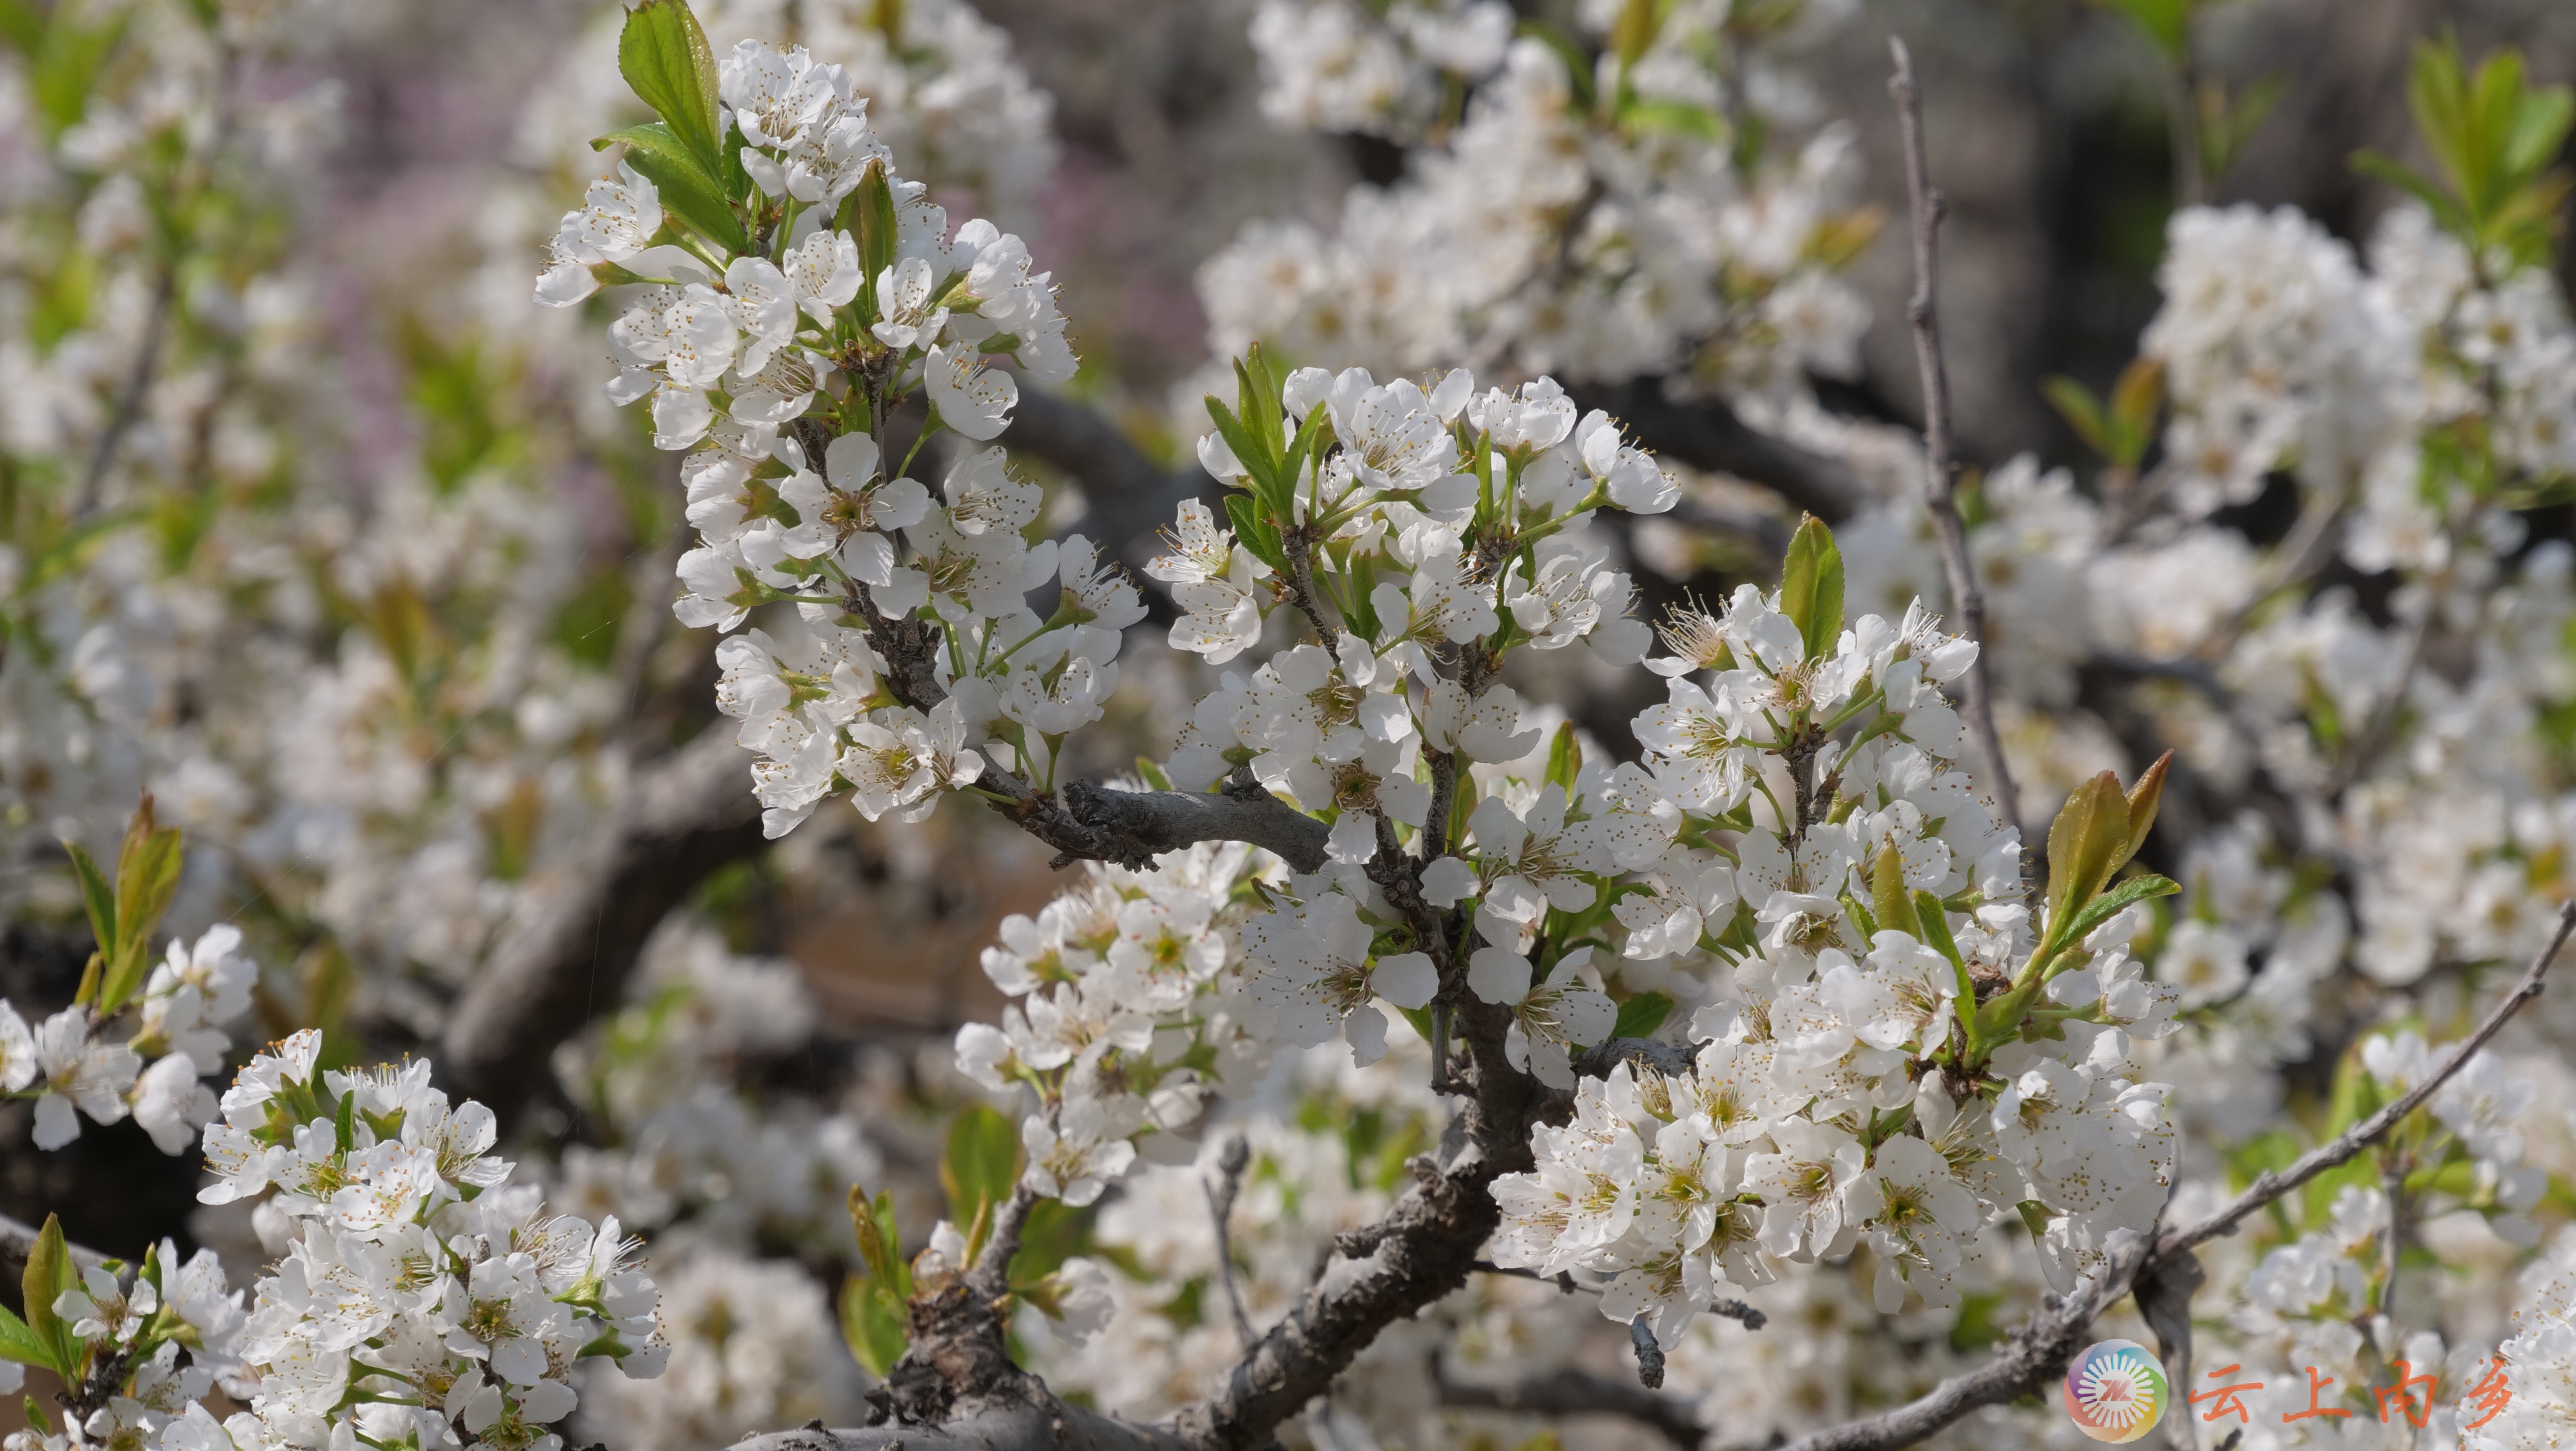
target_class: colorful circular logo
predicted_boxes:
[2063,1339,2169,1443]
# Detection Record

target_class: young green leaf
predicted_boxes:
[2053,874,2179,962]
[2118,751,2173,868]
[617,0,724,172]
[2043,377,2111,462]
[0,1301,52,1373]
[1224,494,1287,573]
[846,1186,908,1297]
[941,1105,1023,1233]
[98,796,184,1013]
[1870,845,1924,941]
[1776,514,1845,661]
[594,123,746,253]
[841,158,898,292]
[2086,0,2192,59]
[29,4,132,138]
[1544,721,1582,794]
[22,1215,79,1380]
[2042,771,2130,949]
[837,1273,908,1377]
[1610,992,1675,1041]
[63,841,115,972]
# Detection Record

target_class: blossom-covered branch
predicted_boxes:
[1774,900,2576,1451]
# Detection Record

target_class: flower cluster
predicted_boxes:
[2,923,254,1154]
[210,1032,661,1451]
[541,18,1118,840]
[960,842,1281,1206]
[1210,0,1876,402]
[1480,563,2181,1337]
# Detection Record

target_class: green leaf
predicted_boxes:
[2367,37,2576,268]
[837,1273,908,1378]
[1608,0,1661,69]
[1610,992,1675,1041]
[30,5,131,140]
[2043,377,2111,462]
[846,1186,908,1298]
[617,0,724,172]
[2351,150,2475,238]
[1870,846,1924,941]
[1622,99,1730,147]
[841,158,897,294]
[1224,494,1287,573]
[23,1215,79,1380]
[2118,751,2171,870]
[99,796,183,1014]
[594,123,745,253]
[0,0,43,56]
[2042,771,2132,949]
[1544,722,1582,795]
[63,841,115,970]
[1204,397,1277,501]
[2090,0,2191,59]
[2106,357,2165,468]
[2014,1199,2053,1240]
[1009,1198,1088,1289]
[1134,756,1174,792]
[1344,554,1383,640]
[1776,514,1845,661]
[1393,1003,1435,1047]
[2198,76,2284,183]
[0,1301,52,1370]
[2053,874,2180,955]
[1911,889,1964,966]
[941,1106,1023,1235]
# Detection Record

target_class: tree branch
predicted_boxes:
[735,1407,1196,1451]
[1000,387,1215,565]
[1888,39,2021,840]
[1774,900,2576,1451]
[2162,900,2576,1258]
[1436,1362,1710,1450]
[0,1212,119,1309]
[1568,380,1876,524]
[1204,1135,1255,1350]
[438,727,767,1124]
[1057,778,1331,874]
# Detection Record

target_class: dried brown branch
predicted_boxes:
[1888,39,2020,839]
[1774,900,2576,1451]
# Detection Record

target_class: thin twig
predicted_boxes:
[1206,1134,1256,1350]
[1627,1317,1666,1390]
[76,265,178,518]
[2328,600,2438,798]
[1887,38,2021,842]
[2165,900,2574,1257]
[1772,901,2576,1451]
